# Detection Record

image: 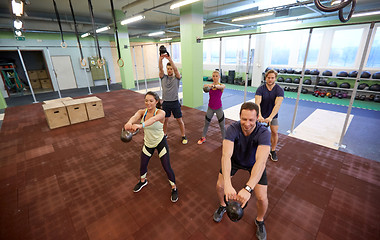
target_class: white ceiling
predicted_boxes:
[0,0,379,39]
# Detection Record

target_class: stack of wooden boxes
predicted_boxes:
[27,70,41,89]
[42,96,104,129]
[27,70,53,90]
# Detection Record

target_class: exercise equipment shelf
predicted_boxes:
[278,73,380,81]
[277,82,380,94]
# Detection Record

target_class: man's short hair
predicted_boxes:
[240,102,259,116]
[166,62,172,67]
[265,69,278,78]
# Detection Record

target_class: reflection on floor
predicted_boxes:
[1,89,379,240]
[289,109,354,150]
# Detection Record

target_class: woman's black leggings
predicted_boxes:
[140,136,176,184]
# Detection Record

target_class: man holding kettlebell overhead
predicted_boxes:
[159,49,188,144]
[213,102,270,240]
[255,69,284,162]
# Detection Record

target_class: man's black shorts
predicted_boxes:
[220,162,267,185]
[162,100,182,118]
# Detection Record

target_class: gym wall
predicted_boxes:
[0,32,118,95]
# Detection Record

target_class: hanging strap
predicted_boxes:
[68,0,86,67]
[87,0,104,67]
[52,0,67,48]
[109,0,124,67]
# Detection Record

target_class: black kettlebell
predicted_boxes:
[121,128,139,142]
[159,45,170,56]
[203,86,210,93]
[224,196,247,222]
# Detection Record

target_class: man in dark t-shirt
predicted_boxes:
[255,69,284,162]
[213,102,270,240]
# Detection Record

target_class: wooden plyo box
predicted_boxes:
[42,102,70,129]
[83,96,104,120]
[40,79,52,89]
[63,99,88,124]
[27,70,38,80]
[43,97,73,105]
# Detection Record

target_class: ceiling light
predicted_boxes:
[148,31,165,36]
[15,30,22,36]
[170,0,201,10]
[213,21,244,28]
[121,15,145,25]
[14,19,23,29]
[232,12,274,22]
[81,33,90,38]
[96,26,110,33]
[352,10,380,18]
[258,16,300,25]
[216,29,240,35]
[160,38,172,41]
[12,0,24,17]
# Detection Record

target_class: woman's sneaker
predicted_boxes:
[133,180,147,192]
[197,137,206,145]
[171,188,178,202]
[181,136,188,144]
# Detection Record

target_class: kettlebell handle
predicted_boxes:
[224,195,248,209]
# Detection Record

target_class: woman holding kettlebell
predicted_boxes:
[124,91,178,202]
[198,70,226,145]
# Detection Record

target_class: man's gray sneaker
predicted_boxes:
[213,205,226,222]
[255,219,267,240]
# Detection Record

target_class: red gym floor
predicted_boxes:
[0,89,379,240]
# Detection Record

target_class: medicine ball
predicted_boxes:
[375,95,380,102]
[339,82,351,88]
[369,84,380,91]
[359,95,366,101]
[303,79,312,85]
[322,70,333,76]
[358,83,369,90]
[304,69,311,75]
[355,95,360,100]
[301,88,308,94]
[331,90,336,96]
[285,78,292,83]
[310,69,320,75]
[293,78,300,84]
[294,69,302,74]
[336,71,348,78]
[328,81,338,87]
[274,68,280,73]
[372,72,380,79]
[348,71,358,78]
[265,67,272,72]
[277,77,284,82]
[287,69,294,74]
[361,71,371,78]
[342,92,348,98]
[279,68,287,73]
[369,95,375,101]
[326,92,332,98]
[317,80,328,86]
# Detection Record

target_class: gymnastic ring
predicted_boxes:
[97,58,105,68]
[338,0,356,23]
[80,58,87,67]
[313,0,352,13]
[61,41,68,48]
[117,58,124,67]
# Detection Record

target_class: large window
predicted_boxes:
[367,26,380,68]
[270,31,295,65]
[171,43,181,63]
[203,39,220,63]
[297,31,323,66]
[223,36,251,64]
[328,28,363,67]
